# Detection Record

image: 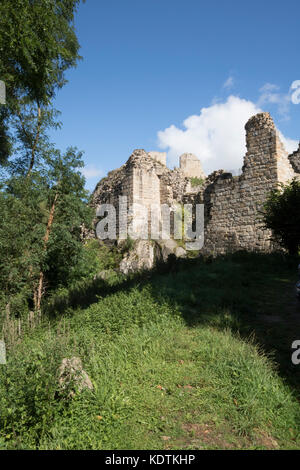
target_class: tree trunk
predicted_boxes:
[27,104,41,177]
[35,192,59,313]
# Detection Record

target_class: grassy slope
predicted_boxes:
[1,252,300,449]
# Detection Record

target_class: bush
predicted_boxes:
[190,177,205,187]
[262,179,300,255]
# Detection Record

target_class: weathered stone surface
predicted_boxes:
[175,246,187,258]
[289,143,300,173]
[179,153,206,179]
[118,239,188,273]
[201,112,299,255]
[119,240,160,274]
[148,151,167,166]
[158,239,178,262]
[90,112,300,261]
[58,357,93,397]
[91,149,191,241]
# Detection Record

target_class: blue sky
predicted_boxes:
[50,0,300,190]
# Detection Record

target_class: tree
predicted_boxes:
[0,147,93,314]
[262,179,300,256]
[0,0,84,174]
[0,1,92,315]
[0,107,12,165]
[0,0,83,104]
[33,147,93,310]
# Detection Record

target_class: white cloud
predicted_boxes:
[223,76,234,89]
[157,95,298,175]
[278,131,299,155]
[158,96,260,173]
[257,83,291,119]
[259,83,279,93]
[290,80,300,105]
[81,165,103,179]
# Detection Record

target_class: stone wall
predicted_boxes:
[289,143,300,173]
[92,149,190,239]
[91,112,299,255]
[179,153,206,179]
[202,112,298,254]
[148,151,167,166]
[131,152,161,236]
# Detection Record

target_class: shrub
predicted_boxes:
[262,179,300,255]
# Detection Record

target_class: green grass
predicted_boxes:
[1,252,300,449]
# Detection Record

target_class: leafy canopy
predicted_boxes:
[262,179,300,255]
[0,0,92,313]
[0,0,83,105]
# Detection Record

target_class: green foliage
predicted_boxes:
[190,176,205,187]
[0,148,93,311]
[262,179,300,255]
[0,0,85,175]
[65,240,122,284]
[0,253,300,449]
[0,0,299,452]
[0,107,13,165]
[0,0,90,311]
[0,329,76,448]
[0,0,84,105]
[0,178,42,304]
[120,236,135,254]
[39,148,93,290]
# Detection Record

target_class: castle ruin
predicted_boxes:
[92,112,300,257]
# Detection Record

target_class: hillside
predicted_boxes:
[1,251,300,450]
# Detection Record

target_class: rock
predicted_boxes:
[158,239,178,262]
[58,357,93,397]
[119,240,160,274]
[0,340,6,365]
[175,246,187,258]
[119,239,186,273]
[93,269,114,281]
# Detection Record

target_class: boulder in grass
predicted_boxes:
[58,357,93,397]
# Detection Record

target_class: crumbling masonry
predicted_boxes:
[92,112,300,255]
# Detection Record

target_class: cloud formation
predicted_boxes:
[291,80,300,105]
[223,76,234,90]
[157,95,298,175]
[81,165,103,179]
[257,83,291,119]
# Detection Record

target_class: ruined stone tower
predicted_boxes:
[92,149,193,239]
[179,153,206,179]
[91,112,299,255]
[202,112,299,254]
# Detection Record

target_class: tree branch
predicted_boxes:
[27,104,42,177]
